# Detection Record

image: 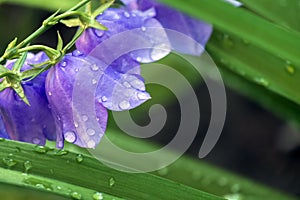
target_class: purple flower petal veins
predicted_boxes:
[123,0,213,55]
[46,53,108,148]
[0,52,56,145]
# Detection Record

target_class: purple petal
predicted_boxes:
[46,53,108,148]
[76,7,170,64]
[96,66,151,111]
[0,115,8,139]
[0,52,56,145]
[137,0,213,55]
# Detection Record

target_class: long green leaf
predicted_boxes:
[0,139,224,200]
[240,0,300,32]
[0,0,80,11]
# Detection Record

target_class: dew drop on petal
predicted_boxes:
[60,61,67,68]
[101,96,108,102]
[130,79,145,90]
[32,137,41,144]
[74,121,79,128]
[123,81,131,88]
[141,26,146,32]
[64,131,76,143]
[91,64,100,71]
[92,79,97,85]
[119,100,131,110]
[124,11,130,18]
[95,29,105,37]
[137,92,151,100]
[81,115,88,122]
[87,128,96,136]
[48,92,52,96]
[87,140,96,148]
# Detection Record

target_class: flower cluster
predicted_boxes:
[0,0,212,148]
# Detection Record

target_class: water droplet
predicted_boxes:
[101,96,108,102]
[32,137,41,144]
[137,92,150,100]
[95,29,105,37]
[55,149,69,156]
[91,64,99,71]
[71,192,82,200]
[60,61,67,68]
[48,91,52,96]
[136,57,142,62]
[222,34,234,48]
[223,194,243,200]
[75,154,84,163]
[119,100,130,110]
[109,177,115,187]
[92,79,97,85]
[150,43,170,61]
[231,184,241,193]
[82,115,88,122]
[254,77,270,87]
[72,50,83,57]
[87,140,96,148]
[75,68,79,72]
[3,157,17,168]
[64,131,76,143]
[34,145,49,154]
[124,11,130,18]
[74,121,79,128]
[56,186,62,190]
[217,177,228,187]
[285,61,296,75]
[12,83,19,89]
[130,79,145,90]
[141,26,146,31]
[93,192,103,200]
[24,161,32,173]
[87,128,96,136]
[123,81,131,88]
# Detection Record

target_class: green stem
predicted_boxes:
[0,0,90,63]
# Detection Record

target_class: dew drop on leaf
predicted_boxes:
[24,160,32,173]
[109,177,115,187]
[71,192,82,200]
[93,192,103,200]
[75,154,84,163]
[285,61,296,75]
[34,145,49,154]
[3,157,17,168]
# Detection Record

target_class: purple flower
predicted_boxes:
[45,51,150,148]
[0,52,56,145]
[122,0,213,55]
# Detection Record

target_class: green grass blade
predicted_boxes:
[0,0,81,11]
[240,0,300,32]
[102,129,298,200]
[0,139,224,200]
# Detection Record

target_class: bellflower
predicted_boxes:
[0,52,56,145]
[45,51,150,148]
[122,0,213,55]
